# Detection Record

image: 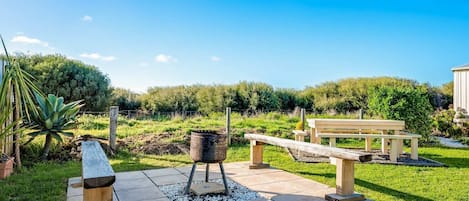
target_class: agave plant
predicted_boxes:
[28,93,83,160]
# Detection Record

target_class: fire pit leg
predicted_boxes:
[185,163,197,194]
[205,163,210,182]
[219,162,229,195]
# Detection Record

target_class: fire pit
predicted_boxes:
[185,130,229,195]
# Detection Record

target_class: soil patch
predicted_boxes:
[119,133,189,155]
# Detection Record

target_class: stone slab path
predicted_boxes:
[437,137,468,148]
[67,162,335,201]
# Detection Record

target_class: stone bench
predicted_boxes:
[244,134,372,201]
[82,141,115,201]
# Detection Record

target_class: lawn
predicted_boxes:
[1,114,468,201]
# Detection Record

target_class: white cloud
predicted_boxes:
[155,54,177,63]
[82,15,93,22]
[211,56,221,62]
[11,35,49,47]
[80,53,116,61]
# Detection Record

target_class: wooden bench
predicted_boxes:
[245,134,372,201]
[82,141,116,201]
[307,119,420,162]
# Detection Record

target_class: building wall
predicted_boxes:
[454,68,469,114]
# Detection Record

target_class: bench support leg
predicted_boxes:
[329,137,336,147]
[411,138,418,160]
[381,138,388,154]
[390,139,398,162]
[335,159,355,195]
[365,137,372,152]
[84,186,113,201]
[249,140,269,169]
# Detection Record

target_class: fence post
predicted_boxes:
[226,107,231,145]
[358,109,363,119]
[300,108,306,131]
[109,106,118,151]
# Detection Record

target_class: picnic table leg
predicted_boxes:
[390,139,398,162]
[249,140,269,169]
[329,137,336,147]
[310,128,316,143]
[395,130,403,154]
[411,137,419,160]
[381,130,388,154]
[365,137,372,152]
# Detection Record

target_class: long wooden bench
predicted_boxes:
[245,134,372,201]
[307,119,420,162]
[82,141,116,201]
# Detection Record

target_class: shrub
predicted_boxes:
[295,121,304,130]
[432,109,456,136]
[368,86,433,142]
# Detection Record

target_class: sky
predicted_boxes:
[1,0,468,92]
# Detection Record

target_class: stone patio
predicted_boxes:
[67,162,335,201]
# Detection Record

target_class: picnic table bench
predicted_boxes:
[245,134,372,201]
[82,141,115,201]
[306,119,420,161]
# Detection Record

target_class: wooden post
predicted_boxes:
[249,140,269,169]
[365,137,372,152]
[226,107,231,145]
[390,139,398,162]
[84,186,113,201]
[335,158,355,195]
[358,109,363,119]
[300,108,305,131]
[411,137,418,160]
[109,106,118,151]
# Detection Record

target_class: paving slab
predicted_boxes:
[68,161,336,201]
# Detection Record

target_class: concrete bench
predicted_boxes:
[245,134,372,201]
[82,141,115,201]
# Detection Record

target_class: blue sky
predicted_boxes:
[1,0,468,92]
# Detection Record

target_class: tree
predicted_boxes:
[15,54,111,111]
[368,86,434,142]
[109,87,141,110]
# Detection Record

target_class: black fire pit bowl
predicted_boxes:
[190,130,227,163]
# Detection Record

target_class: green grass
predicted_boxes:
[2,114,469,201]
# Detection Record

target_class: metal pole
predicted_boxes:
[226,107,231,145]
[300,108,306,131]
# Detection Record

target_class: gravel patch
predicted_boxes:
[437,137,468,148]
[288,148,446,167]
[159,178,264,201]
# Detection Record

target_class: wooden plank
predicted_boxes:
[245,134,372,162]
[390,139,398,162]
[82,141,115,188]
[317,133,420,139]
[307,119,405,130]
[365,137,372,152]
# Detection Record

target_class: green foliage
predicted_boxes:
[303,77,417,113]
[432,109,456,136]
[27,94,83,160]
[0,35,42,156]
[13,54,110,111]
[368,86,434,142]
[109,87,141,110]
